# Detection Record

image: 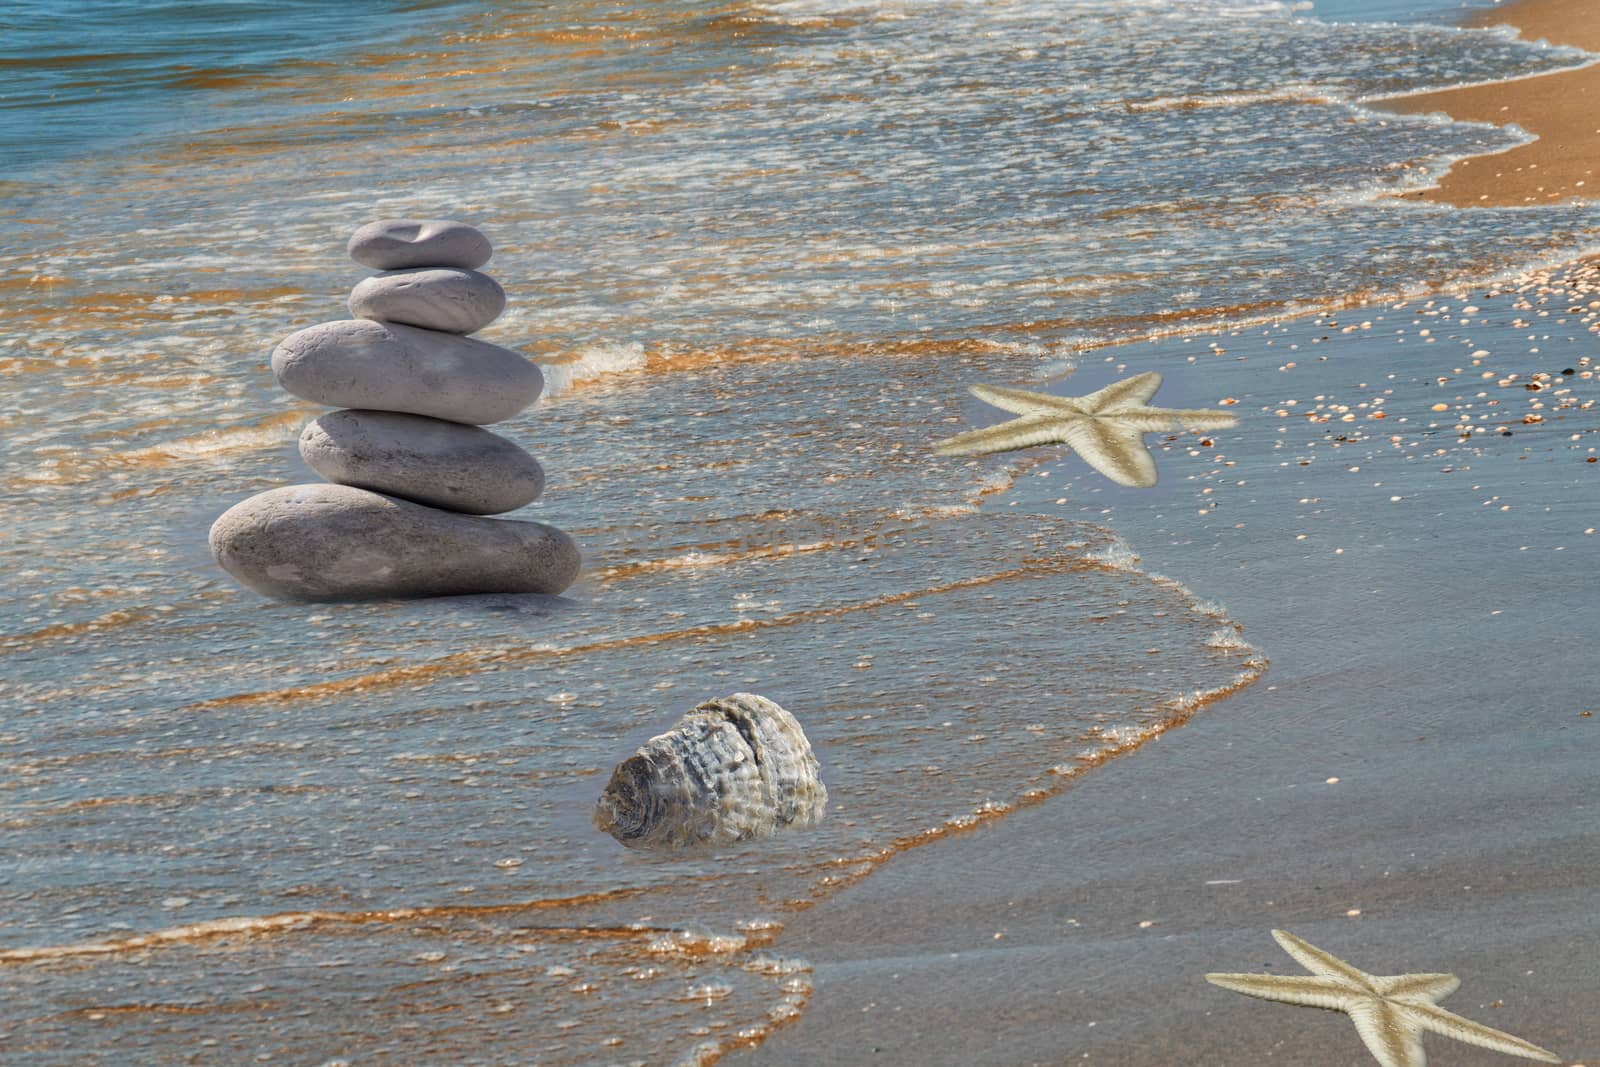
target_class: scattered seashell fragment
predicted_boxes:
[594,693,828,851]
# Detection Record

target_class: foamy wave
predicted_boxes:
[0,607,155,651]
[0,912,326,963]
[677,1043,723,1067]
[901,503,979,519]
[0,887,659,965]
[1085,535,1141,570]
[760,0,1310,18]
[595,539,841,580]
[1205,625,1250,650]
[646,930,749,959]
[1036,356,1080,381]
[1125,86,1331,112]
[1356,49,1600,104]
[13,411,305,487]
[664,952,811,1066]
[113,415,303,465]
[539,342,646,397]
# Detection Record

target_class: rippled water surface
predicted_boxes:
[0,0,486,174]
[3,0,1597,1062]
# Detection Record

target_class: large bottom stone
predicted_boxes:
[210,484,580,601]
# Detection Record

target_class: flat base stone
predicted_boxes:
[210,484,580,601]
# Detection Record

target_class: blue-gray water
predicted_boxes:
[2,1,1596,1063]
[0,0,487,176]
[0,0,1533,177]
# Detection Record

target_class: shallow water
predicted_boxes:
[5,505,1264,1063]
[3,0,1598,1062]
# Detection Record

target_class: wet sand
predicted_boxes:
[1379,0,1600,207]
[732,256,1600,1061]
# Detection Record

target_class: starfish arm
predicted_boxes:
[1061,418,1159,487]
[1114,407,1241,433]
[1349,1000,1429,1067]
[1374,974,1460,1000]
[968,383,1087,416]
[1082,370,1163,411]
[1205,972,1362,1012]
[1405,1001,1563,1062]
[1165,409,1242,431]
[1271,930,1378,985]
[932,414,1065,456]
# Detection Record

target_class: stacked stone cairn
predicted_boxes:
[210,219,581,601]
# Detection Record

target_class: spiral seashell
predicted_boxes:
[593,693,828,851]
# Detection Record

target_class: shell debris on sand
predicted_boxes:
[593,693,827,851]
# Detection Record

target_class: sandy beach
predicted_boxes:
[1379,0,1600,206]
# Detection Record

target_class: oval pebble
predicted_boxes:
[348,218,492,271]
[209,484,580,601]
[271,319,542,425]
[300,409,545,515]
[348,267,506,334]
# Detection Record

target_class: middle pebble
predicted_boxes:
[349,267,507,334]
[301,408,546,515]
[272,319,542,425]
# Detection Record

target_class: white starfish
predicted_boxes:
[931,371,1238,488]
[1206,929,1563,1067]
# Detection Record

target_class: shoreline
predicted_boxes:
[1376,0,1600,207]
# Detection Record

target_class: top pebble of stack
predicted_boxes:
[348,218,493,271]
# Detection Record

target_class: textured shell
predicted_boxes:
[593,693,827,851]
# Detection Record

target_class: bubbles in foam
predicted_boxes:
[540,342,648,398]
[1206,626,1252,650]
[1086,536,1142,570]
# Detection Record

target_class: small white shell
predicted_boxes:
[593,693,827,851]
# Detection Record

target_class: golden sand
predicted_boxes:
[1377,0,1600,207]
